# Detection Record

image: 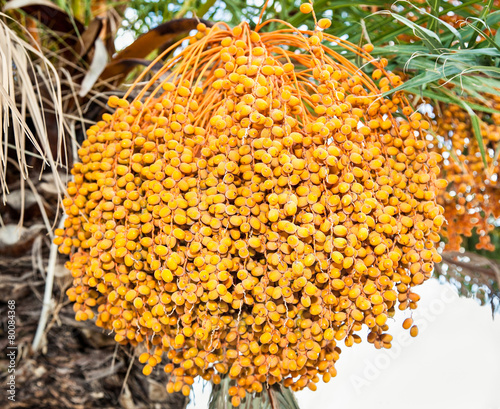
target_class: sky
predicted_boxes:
[188,279,500,409]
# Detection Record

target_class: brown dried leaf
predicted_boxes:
[76,17,103,58]
[79,38,108,97]
[4,0,85,36]
[100,18,211,82]
[437,251,500,314]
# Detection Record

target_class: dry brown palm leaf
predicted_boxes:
[4,0,85,38]
[78,38,108,97]
[0,13,67,204]
[436,251,500,314]
[100,18,213,84]
[75,16,103,58]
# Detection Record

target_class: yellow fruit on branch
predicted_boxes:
[431,98,500,252]
[55,9,446,405]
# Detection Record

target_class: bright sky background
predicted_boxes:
[188,280,500,409]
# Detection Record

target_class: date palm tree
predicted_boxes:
[0,0,498,408]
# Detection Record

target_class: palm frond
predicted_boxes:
[435,251,500,315]
[0,12,67,204]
